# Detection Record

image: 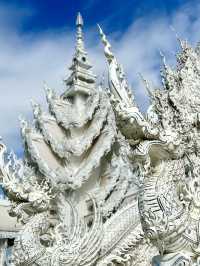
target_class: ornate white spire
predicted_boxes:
[76,12,85,53]
[63,13,96,97]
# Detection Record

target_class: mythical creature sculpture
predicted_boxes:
[2,11,200,266]
[0,141,152,266]
[0,13,152,266]
[99,25,200,265]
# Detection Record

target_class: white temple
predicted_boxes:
[0,12,200,265]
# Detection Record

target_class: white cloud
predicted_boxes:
[0,1,200,155]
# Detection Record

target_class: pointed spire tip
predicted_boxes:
[76,12,83,27]
[97,24,101,30]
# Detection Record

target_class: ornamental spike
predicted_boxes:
[30,99,42,119]
[76,12,83,27]
[159,50,167,69]
[76,12,85,52]
[139,73,154,99]
[18,115,29,137]
[98,24,114,61]
[43,81,55,101]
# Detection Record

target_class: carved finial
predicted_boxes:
[19,116,29,137]
[98,24,136,107]
[43,81,55,102]
[19,116,28,127]
[76,12,83,27]
[139,73,154,99]
[76,12,84,52]
[159,50,175,90]
[98,24,114,62]
[159,50,167,69]
[30,99,42,118]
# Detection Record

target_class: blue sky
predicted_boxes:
[0,0,199,155]
[0,0,190,34]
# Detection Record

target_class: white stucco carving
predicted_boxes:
[1,12,200,266]
[99,25,200,265]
